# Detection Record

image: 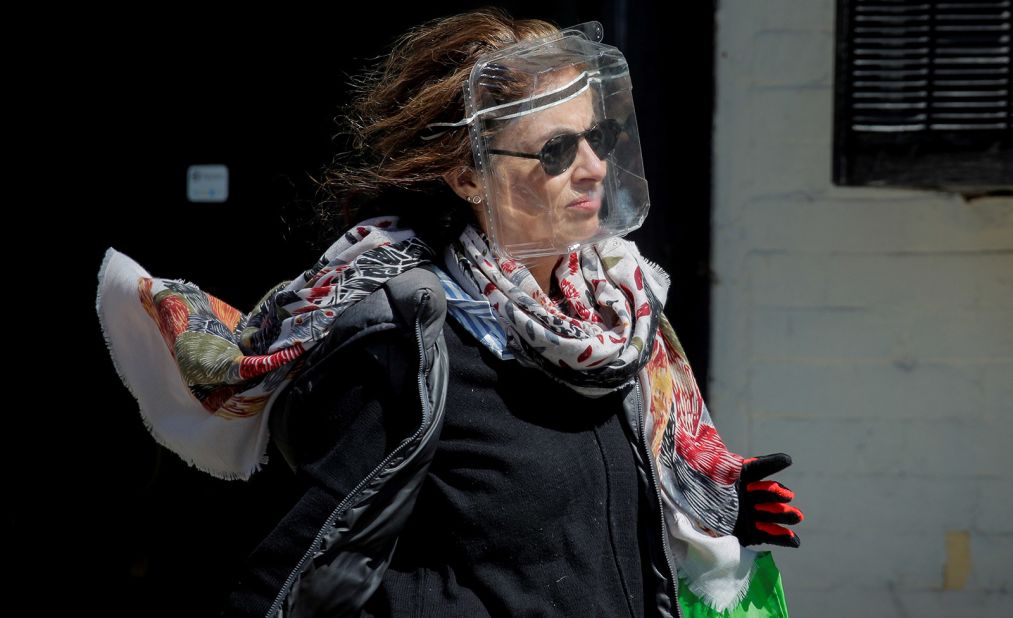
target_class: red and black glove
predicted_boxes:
[733,453,804,548]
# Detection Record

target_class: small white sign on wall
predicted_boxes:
[187,164,229,203]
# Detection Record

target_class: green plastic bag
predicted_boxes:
[676,551,789,617]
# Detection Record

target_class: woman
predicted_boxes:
[96,8,802,617]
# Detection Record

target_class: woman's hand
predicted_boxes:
[732,453,804,548]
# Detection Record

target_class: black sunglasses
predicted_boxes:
[488,118,623,176]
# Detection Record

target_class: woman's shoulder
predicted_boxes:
[292,262,446,374]
[385,263,447,339]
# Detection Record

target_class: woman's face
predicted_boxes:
[482,84,607,255]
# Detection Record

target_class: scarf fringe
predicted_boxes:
[638,253,671,292]
[619,238,671,300]
[685,552,758,614]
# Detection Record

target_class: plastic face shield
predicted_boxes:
[459,22,649,259]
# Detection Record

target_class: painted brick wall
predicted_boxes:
[711,1,1013,615]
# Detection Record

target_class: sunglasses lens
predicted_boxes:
[540,134,579,176]
[587,119,621,159]
[537,119,623,176]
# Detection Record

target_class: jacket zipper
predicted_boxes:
[634,380,683,618]
[265,291,434,618]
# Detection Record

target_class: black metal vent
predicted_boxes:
[834,0,1012,191]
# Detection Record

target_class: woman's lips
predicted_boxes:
[566,194,601,212]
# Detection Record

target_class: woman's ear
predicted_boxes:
[442,167,483,201]
[441,166,489,235]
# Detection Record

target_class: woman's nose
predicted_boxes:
[570,137,607,182]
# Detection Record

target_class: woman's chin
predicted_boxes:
[558,218,603,248]
[497,212,603,252]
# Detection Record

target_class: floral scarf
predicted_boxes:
[96,218,430,480]
[96,214,756,610]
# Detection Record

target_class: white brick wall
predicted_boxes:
[711,1,1013,615]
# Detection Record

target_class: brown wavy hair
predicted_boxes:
[298,7,560,248]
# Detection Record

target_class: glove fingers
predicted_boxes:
[754,522,802,548]
[741,453,792,482]
[754,502,804,524]
[745,480,795,502]
[736,454,802,549]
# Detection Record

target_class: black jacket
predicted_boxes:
[224,265,683,617]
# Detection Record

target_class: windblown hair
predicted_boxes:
[305,8,560,246]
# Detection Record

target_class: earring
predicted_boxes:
[468,194,483,204]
